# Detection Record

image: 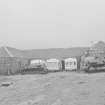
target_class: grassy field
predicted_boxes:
[0,72,105,105]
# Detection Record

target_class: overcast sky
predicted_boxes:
[0,0,105,49]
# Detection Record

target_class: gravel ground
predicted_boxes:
[0,72,105,105]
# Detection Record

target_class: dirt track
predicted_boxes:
[0,72,105,105]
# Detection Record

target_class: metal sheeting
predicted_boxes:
[0,62,21,75]
[0,57,28,75]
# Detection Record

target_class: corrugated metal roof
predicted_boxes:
[5,47,24,58]
[0,46,24,58]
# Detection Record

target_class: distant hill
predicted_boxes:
[1,41,105,59]
[0,46,88,59]
[23,47,88,59]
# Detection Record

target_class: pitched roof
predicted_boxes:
[5,47,24,58]
[0,47,10,57]
[0,46,23,58]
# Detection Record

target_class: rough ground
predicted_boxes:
[0,72,105,105]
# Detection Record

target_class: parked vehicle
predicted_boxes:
[80,48,105,72]
[80,56,105,72]
[64,58,77,71]
[46,58,61,72]
[22,59,47,74]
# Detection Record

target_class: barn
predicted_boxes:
[0,46,28,75]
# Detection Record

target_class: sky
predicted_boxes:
[0,0,105,49]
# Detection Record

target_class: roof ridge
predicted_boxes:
[3,46,14,57]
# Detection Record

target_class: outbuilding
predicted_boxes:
[64,58,77,71]
[46,58,61,71]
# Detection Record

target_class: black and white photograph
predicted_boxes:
[0,0,105,104]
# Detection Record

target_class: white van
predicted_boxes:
[64,58,77,71]
[30,59,45,66]
[46,59,61,71]
[29,59,46,69]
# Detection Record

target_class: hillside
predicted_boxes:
[23,47,88,59]
[0,46,88,59]
[1,41,105,59]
